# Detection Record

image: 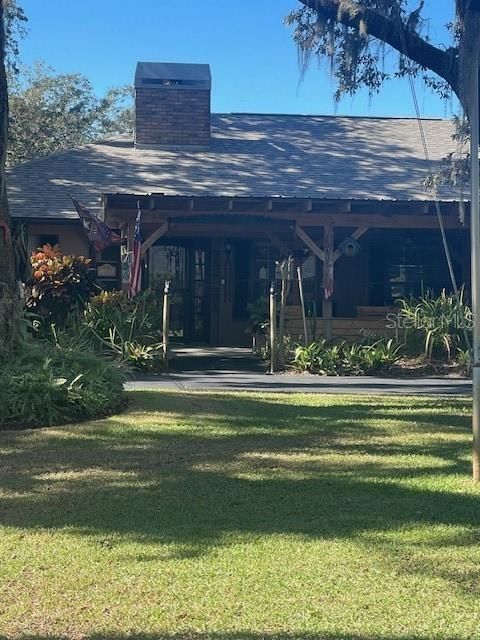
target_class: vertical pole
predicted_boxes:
[269,281,277,374]
[297,265,309,346]
[162,280,171,372]
[471,55,480,482]
[322,224,334,341]
[324,298,333,341]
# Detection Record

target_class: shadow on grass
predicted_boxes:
[0,392,475,556]
[0,632,471,640]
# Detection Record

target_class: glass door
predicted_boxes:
[149,245,186,338]
[190,248,209,341]
[149,242,209,343]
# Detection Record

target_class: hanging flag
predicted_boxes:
[70,196,122,252]
[128,205,143,298]
[322,226,334,299]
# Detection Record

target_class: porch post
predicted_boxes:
[322,224,334,341]
[323,299,333,340]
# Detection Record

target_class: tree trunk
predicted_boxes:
[0,1,19,353]
[458,10,480,119]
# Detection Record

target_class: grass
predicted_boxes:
[0,390,479,640]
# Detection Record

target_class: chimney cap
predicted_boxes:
[135,62,211,90]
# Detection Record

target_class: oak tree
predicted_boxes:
[286,1,479,121]
[8,64,133,167]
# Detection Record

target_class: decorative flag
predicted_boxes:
[128,205,143,298]
[70,196,122,252]
[322,226,334,299]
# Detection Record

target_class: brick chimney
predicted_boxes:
[134,61,211,148]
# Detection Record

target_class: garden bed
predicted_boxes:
[390,355,469,378]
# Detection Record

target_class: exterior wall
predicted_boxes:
[333,250,369,317]
[27,223,90,256]
[135,87,211,147]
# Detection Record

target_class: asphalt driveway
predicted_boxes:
[126,347,471,396]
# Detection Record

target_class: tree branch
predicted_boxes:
[297,0,460,97]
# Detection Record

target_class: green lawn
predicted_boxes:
[0,391,479,640]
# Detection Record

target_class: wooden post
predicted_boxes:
[269,281,277,374]
[162,280,171,371]
[297,265,308,346]
[322,225,334,341]
[323,298,333,341]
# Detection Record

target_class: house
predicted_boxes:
[7,61,470,346]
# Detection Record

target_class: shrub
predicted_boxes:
[359,338,401,373]
[80,290,164,369]
[293,338,401,376]
[396,289,472,361]
[42,291,165,370]
[0,341,127,429]
[247,297,269,336]
[25,244,97,327]
[456,347,472,374]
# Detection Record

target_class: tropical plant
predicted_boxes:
[396,289,472,360]
[359,338,402,373]
[25,244,97,327]
[294,339,342,375]
[293,337,401,376]
[78,290,163,369]
[0,340,126,429]
[457,347,472,374]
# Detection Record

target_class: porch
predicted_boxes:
[104,194,470,346]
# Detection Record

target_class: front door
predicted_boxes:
[149,241,210,343]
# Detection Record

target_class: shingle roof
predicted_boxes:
[7,113,461,220]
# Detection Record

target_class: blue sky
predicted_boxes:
[18,0,458,118]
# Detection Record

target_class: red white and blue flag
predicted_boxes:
[128,206,143,298]
[70,196,122,252]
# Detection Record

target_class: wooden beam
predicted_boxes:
[154,223,290,237]
[107,209,468,230]
[267,231,290,256]
[141,220,169,256]
[295,224,325,262]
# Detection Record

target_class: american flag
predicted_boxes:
[128,206,143,298]
[70,196,121,252]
